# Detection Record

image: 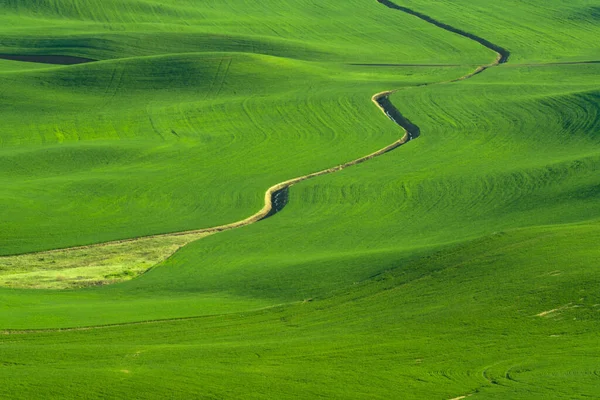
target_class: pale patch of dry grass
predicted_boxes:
[0,233,211,289]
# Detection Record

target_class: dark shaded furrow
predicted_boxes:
[376,95,420,142]
[263,187,289,219]
[0,54,95,65]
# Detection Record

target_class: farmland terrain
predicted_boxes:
[0,0,598,398]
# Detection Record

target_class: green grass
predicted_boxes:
[0,0,598,397]
[2,222,599,399]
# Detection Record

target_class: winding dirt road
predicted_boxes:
[3,0,507,258]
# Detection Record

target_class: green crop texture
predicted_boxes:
[0,0,598,398]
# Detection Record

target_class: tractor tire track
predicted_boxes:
[1,302,298,335]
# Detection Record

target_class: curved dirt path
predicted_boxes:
[15,119,413,256]
[1,0,511,330]
[3,1,507,260]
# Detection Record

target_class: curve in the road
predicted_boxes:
[376,0,509,63]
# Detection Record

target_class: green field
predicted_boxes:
[0,0,598,398]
